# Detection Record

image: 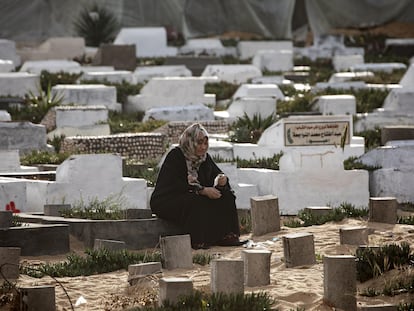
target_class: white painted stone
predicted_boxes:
[19,60,81,74]
[0,39,21,67]
[0,110,11,121]
[217,162,258,210]
[351,63,407,73]
[143,103,214,122]
[329,71,374,83]
[78,66,115,73]
[232,83,284,99]
[114,27,177,58]
[133,65,192,83]
[0,178,27,213]
[313,95,356,115]
[354,110,414,132]
[0,121,51,154]
[17,37,85,62]
[0,60,14,72]
[201,64,262,84]
[80,70,135,84]
[0,150,38,173]
[237,40,293,60]
[0,72,39,97]
[333,54,364,71]
[52,84,121,111]
[216,97,276,121]
[383,88,414,113]
[45,154,148,210]
[358,144,414,203]
[251,75,291,85]
[179,38,234,57]
[126,77,216,112]
[400,64,414,90]
[252,49,294,72]
[48,105,110,138]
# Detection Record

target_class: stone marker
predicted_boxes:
[323,255,357,311]
[381,125,414,145]
[43,204,71,217]
[19,285,56,311]
[210,259,244,294]
[360,304,397,311]
[339,226,368,246]
[283,232,316,268]
[160,234,192,270]
[242,249,271,287]
[128,262,162,285]
[0,247,20,282]
[92,44,136,71]
[303,206,333,218]
[369,197,398,224]
[0,211,13,228]
[158,277,193,306]
[250,195,280,236]
[93,239,126,251]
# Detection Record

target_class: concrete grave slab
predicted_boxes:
[252,49,294,72]
[126,77,216,112]
[164,56,223,76]
[333,54,364,71]
[92,44,136,71]
[79,70,135,84]
[0,60,14,72]
[351,63,407,73]
[0,39,21,67]
[114,27,177,58]
[133,65,192,83]
[19,60,81,74]
[143,103,215,122]
[312,94,356,115]
[179,38,234,57]
[201,64,262,84]
[0,72,39,97]
[237,40,293,60]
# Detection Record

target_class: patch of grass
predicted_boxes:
[20,150,71,165]
[236,152,283,170]
[239,212,252,235]
[205,81,240,101]
[108,111,166,134]
[192,253,214,266]
[123,160,160,187]
[129,290,275,311]
[20,248,162,278]
[398,216,414,225]
[283,203,368,227]
[60,194,126,220]
[39,71,80,91]
[354,127,382,151]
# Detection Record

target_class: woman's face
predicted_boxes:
[195,134,209,156]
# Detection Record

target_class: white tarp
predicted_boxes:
[0,0,413,43]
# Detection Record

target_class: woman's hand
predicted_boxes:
[214,173,228,187]
[199,187,222,199]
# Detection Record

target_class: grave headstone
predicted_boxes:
[114,27,177,58]
[158,277,193,306]
[0,72,39,97]
[323,255,357,311]
[242,249,271,287]
[250,195,280,236]
[92,44,136,71]
[0,60,14,72]
[160,234,192,270]
[210,259,244,294]
[164,56,223,76]
[312,94,356,115]
[19,285,56,311]
[94,238,126,251]
[143,103,214,122]
[201,64,262,84]
[133,65,192,83]
[0,39,21,67]
[252,49,294,72]
[369,197,397,224]
[385,38,414,58]
[19,60,81,74]
[381,125,414,145]
[128,262,162,285]
[283,232,316,268]
[339,226,368,245]
[0,247,20,282]
[179,38,233,57]
[237,40,293,60]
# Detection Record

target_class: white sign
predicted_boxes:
[284,121,350,146]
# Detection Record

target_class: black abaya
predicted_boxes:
[150,147,240,245]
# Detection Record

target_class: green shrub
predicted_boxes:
[8,83,64,123]
[205,82,239,101]
[229,113,277,144]
[73,3,120,47]
[39,71,80,91]
[355,242,412,282]
[343,156,380,171]
[354,128,382,151]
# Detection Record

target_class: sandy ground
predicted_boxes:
[12,217,414,311]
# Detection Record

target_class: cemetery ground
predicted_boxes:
[1,211,413,311]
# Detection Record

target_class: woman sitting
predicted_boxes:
[150,123,246,249]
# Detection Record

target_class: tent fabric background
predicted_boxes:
[0,0,414,43]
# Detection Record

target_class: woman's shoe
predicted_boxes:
[191,243,210,250]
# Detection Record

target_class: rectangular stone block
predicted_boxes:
[369,197,397,224]
[43,204,71,217]
[250,195,280,236]
[304,206,333,217]
[158,277,193,306]
[20,285,56,311]
[283,232,316,268]
[0,247,20,281]
[128,261,162,285]
[360,304,397,311]
[160,234,192,270]
[0,211,13,228]
[339,226,368,246]
[92,44,137,71]
[242,249,271,287]
[211,259,244,294]
[93,239,126,251]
